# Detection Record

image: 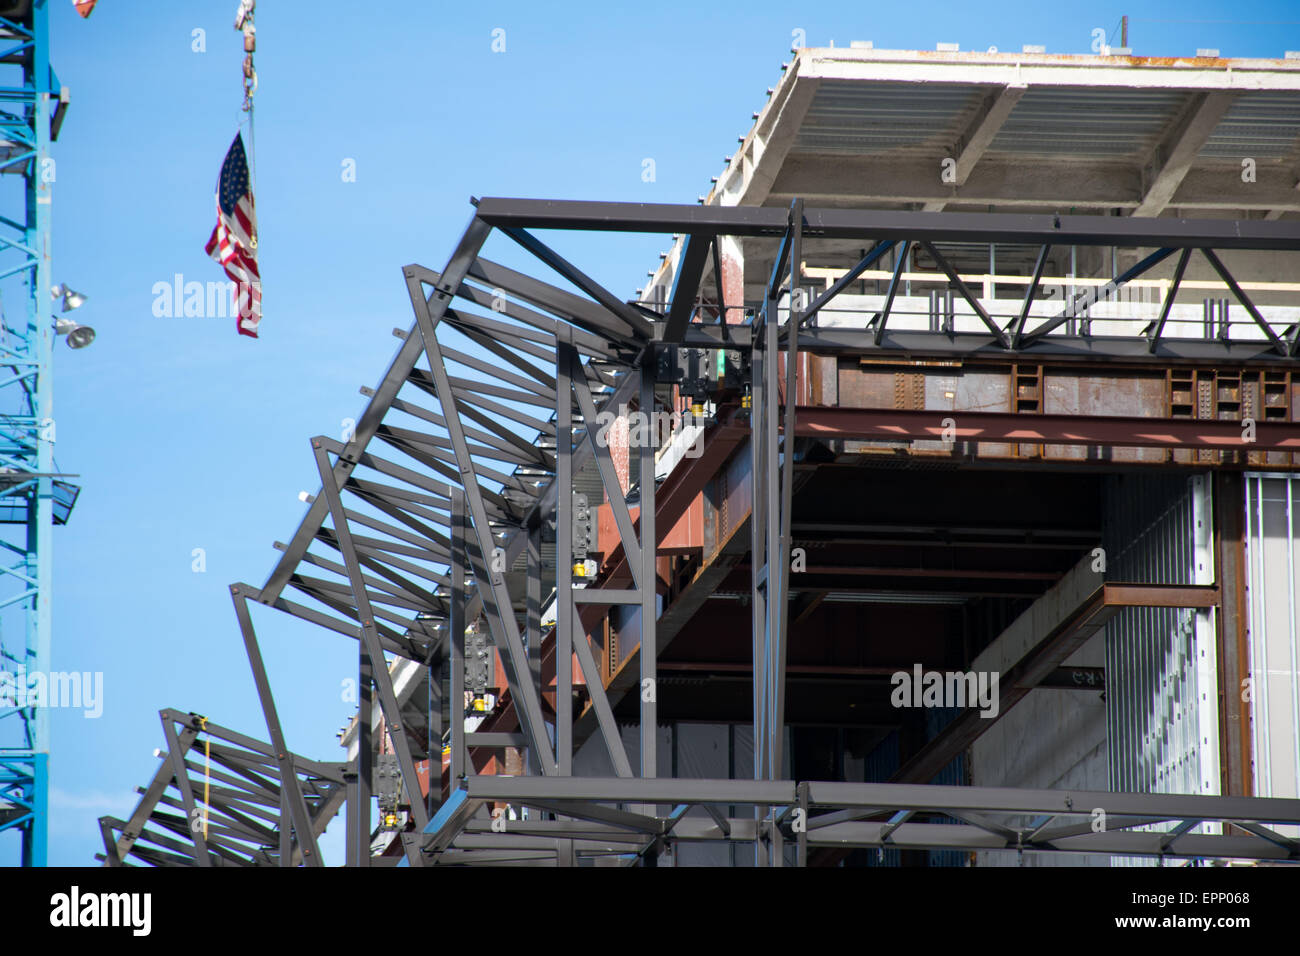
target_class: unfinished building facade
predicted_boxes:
[103,47,1300,867]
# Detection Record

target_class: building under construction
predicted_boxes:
[102,45,1300,867]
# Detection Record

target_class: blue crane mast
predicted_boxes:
[0,0,77,868]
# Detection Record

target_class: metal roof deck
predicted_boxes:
[707,47,1300,217]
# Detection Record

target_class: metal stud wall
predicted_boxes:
[1244,474,1300,819]
[1104,473,1221,866]
[1105,474,1219,800]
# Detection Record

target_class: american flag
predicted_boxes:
[204,133,261,338]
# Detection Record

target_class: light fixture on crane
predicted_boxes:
[51,282,94,348]
[50,283,87,312]
[55,317,94,349]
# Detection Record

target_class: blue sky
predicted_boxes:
[23,0,1300,865]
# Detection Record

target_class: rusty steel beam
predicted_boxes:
[600,424,748,586]
[736,564,1062,581]
[792,406,1300,452]
[1214,471,1254,797]
[892,583,1219,785]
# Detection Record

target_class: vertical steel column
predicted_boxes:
[449,490,467,784]
[750,295,770,867]
[773,201,801,779]
[556,332,574,775]
[30,0,54,779]
[1213,471,1252,795]
[561,348,637,780]
[425,650,440,818]
[345,762,360,866]
[759,281,783,865]
[526,525,542,690]
[25,754,47,869]
[639,362,657,778]
[750,303,768,781]
[524,523,543,776]
[557,838,576,867]
[762,271,781,779]
[751,210,800,862]
[565,354,637,778]
[1286,478,1300,800]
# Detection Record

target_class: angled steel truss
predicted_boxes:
[98,710,344,867]
[107,199,1300,866]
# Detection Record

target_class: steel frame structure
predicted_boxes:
[108,197,1300,866]
[425,775,1300,866]
[0,0,66,867]
[96,710,345,867]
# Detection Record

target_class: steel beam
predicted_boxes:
[681,324,1300,365]
[801,240,895,327]
[260,215,494,604]
[405,263,557,771]
[1021,246,1177,344]
[920,240,1011,347]
[416,776,1300,864]
[313,441,429,865]
[160,715,210,867]
[449,490,468,784]
[230,589,323,865]
[1200,247,1288,353]
[1010,243,1050,347]
[499,226,654,341]
[873,239,909,346]
[792,405,1300,452]
[639,363,658,780]
[475,197,1300,250]
[556,334,574,775]
[1146,247,1192,353]
[665,234,711,342]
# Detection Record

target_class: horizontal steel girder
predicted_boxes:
[459,774,1300,823]
[792,406,1300,452]
[418,775,1300,863]
[675,326,1300,366]
[474,197,1300,250]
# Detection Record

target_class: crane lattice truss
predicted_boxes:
[0,0,64,868]
[104,199,1300,866]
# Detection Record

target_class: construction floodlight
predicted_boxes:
[51,283,87,312]
[55,317,95,349]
